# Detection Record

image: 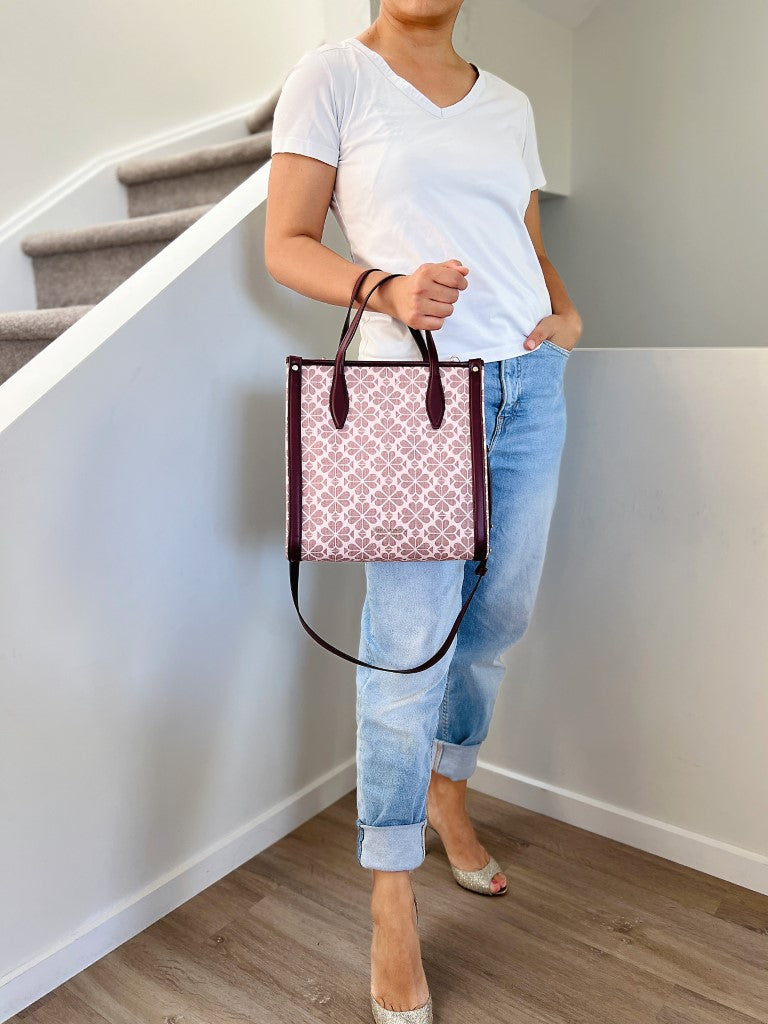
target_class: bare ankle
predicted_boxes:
[427,771,468,821]
[371,870,415,912]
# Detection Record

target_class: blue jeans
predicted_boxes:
[354,340,571,870]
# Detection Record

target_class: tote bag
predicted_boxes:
[285,267,492,673]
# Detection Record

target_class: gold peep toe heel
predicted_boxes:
[425,815,508,896]
[370,892,433,1024]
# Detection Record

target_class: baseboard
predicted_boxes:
[0,758,357,1023]
[6,756,764,1021]
[471,759,768,896]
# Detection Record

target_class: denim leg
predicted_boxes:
[355,557,465,870]
[433,342,570,780]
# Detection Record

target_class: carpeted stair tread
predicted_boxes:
[0,305,94,341]
[117,130,272,186]
[21,204,215,257]
[6,82,284,384]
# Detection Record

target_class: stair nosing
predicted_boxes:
[0,305,95,342]
[117,129,272,186]
[21,204,216,257]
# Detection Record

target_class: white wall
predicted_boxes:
[0,0,371,231]
[0,1,310,227]
[476,347,768,889]
[474,0,768,887]
[0,0,372,315]
[0,191,367,1018]
[539,0,768,348]
[326,0,373,44]
[456,0,573,196]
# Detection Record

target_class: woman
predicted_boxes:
[265,2,582,1020]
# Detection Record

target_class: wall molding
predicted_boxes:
[471,759,768,897]
[0,95,267,246]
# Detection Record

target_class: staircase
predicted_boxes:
[0,86,282,386]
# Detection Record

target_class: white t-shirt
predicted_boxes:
[271,36,551,363]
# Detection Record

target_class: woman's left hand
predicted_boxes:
[523,312,583,352]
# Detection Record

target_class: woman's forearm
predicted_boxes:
[539,254,582,329]
[266,234,398,315]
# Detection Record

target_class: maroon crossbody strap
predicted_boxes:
[289,557,488,674]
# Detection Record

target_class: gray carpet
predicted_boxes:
[0,83,282,385]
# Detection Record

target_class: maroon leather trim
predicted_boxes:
[329,364,350,429]
[300,358,476,368]
[426,353,445,429]
[287,355,303,561]
[468,358,489,561]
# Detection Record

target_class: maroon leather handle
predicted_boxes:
[329,269,446,430]
[339,268,432,362]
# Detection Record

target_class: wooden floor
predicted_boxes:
[12,789,768,1023]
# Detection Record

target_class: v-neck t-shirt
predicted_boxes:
[270,36,551,363]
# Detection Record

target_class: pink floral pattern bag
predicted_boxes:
[286,268,491,673]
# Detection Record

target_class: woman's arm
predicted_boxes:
[264,152,392,310]
[264,151,467,330]
[522,190,583,352]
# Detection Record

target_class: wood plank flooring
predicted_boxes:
[11,790,768,1023]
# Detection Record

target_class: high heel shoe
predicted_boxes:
[370,891,433,1023]
[425,814,508,896]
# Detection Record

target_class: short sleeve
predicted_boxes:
[522,95,546,191]
[271,49,340,168]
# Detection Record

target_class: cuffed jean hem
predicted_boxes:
[431,738,481,781]
[356,818,427,871]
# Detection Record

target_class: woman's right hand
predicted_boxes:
[376,260,469,331]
